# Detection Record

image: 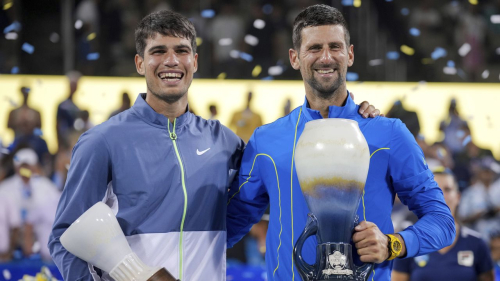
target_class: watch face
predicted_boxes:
[393,240,402,252]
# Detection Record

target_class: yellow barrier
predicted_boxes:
[0,75,499,159]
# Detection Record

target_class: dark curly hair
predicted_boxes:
[135,10,197,57]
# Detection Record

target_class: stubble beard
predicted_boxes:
[149,86,185,104]
[146,76,187,104]
[307,70,344,100]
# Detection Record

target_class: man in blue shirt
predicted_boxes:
[392,167,494,281]
[49,10,245,281]
[226,4,455,281]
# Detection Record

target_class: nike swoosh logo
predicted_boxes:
[196,148,211,155]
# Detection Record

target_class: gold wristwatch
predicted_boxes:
[386,234,402,260]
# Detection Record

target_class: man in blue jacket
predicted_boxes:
[226,5,455,281]
[49,8,381,281]
[48,10,245,281]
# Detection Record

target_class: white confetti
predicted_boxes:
[268,65,283,76]
[74,118,84,131]
[32,241,41,253]
[443,67,457,75]
[50,32,60,43]
[2,269,11,280]
[5,32,17,40]
[244,34,259,46]
[491,15,500,24]
[482,70,490,79]
[253,19,265,29]
[218,38,232,46]
[458,43,471,57]
[229,50,240,59]
[369,59,383,66]
[75,19,83,30]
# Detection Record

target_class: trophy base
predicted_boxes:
[316,243,371,281]
[147,268,178,281]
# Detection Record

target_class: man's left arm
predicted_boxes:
[389,120,455,258]
[353,120,455,263]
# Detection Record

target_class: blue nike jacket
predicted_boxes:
[227,93,455,281]
[49,93,244,281]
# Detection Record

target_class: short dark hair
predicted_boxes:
[135,10,197,57]
[292,4,350,50]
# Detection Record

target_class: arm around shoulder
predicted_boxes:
[226,128,269,248]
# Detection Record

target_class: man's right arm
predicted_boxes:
[48,130,111,281]
[226,129,269,248]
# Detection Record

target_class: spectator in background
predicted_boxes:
[458,156,500,239]
[453,124,494,190]
[455,4,488,81]
[6,86,49,165]
[7,134,50,168]
[210,2,244,78]
[440,98,468,155]
[0,148,60,261]
[392,167,495,281]
[0,196,21,261]
[283,98,291,116]
[427,142,455,169]
[208,104,218,120]
[490,232,500,280]
[7,86,42,139]
[109,92,131,119]
[409,0,444,56]
[409,0,442,32]
[229,91,263,143]
[52,131,82,191]
[243,3,277,77]
[386,99,421,138]
[56,71,81,149]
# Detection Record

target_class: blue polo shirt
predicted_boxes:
[393,226,493,281]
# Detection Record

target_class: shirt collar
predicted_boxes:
[301,90,358,121]
[131,93,192,128]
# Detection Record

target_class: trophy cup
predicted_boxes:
[60,202,177,281]
[293,119,373,281]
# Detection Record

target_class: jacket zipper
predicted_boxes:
[168,118,188,280]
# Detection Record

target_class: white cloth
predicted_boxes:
[0,175,60,260]
[459,180,500,240]
[459,181,500,219]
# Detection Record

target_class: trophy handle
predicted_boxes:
[293,213,318,281]
[355,262,374,281]
[352,216,374,281]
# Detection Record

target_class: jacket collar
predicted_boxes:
[132,93,192,129]
[301,91,358,121]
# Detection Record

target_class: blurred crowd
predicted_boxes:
[388,98,500,279]
[1,0,500,81]
[1,74,498,277]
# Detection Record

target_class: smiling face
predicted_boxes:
[289,25,353,100]
[135,33,198,105]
